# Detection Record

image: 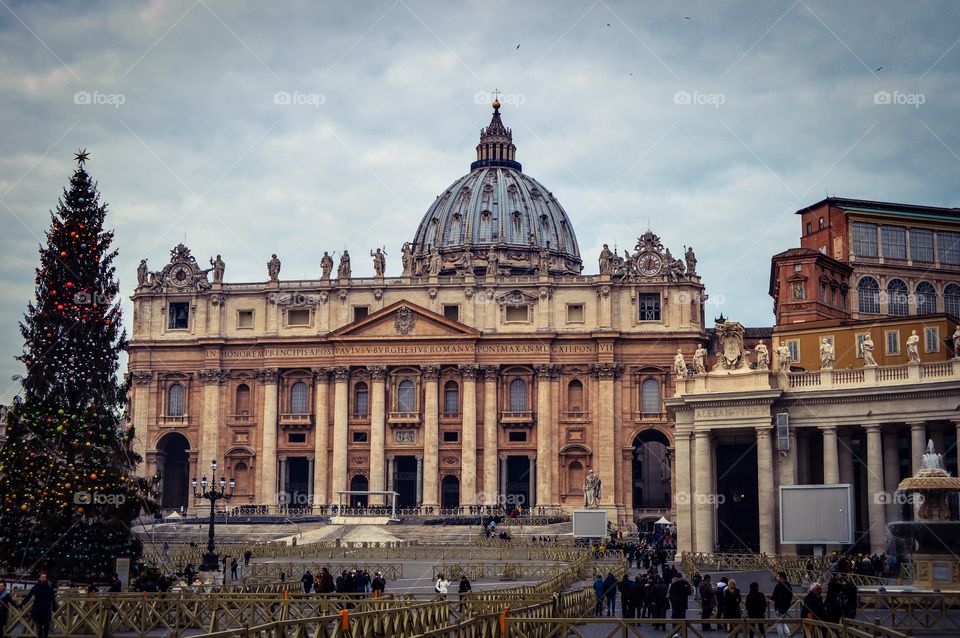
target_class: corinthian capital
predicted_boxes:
[256,368,280,384]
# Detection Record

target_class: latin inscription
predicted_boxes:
[696,405,768,419]
[218,342,595,358]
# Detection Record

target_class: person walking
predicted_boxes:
[745,581,768,638]
[371,571,386,597]
[230,558,239,580]
[0,581,14,638]
[668,572,691,626]
[316,567,335,594]
[699,574,716,631]
[20,573,57,638]
[722,579,743,635]
[649,576,669,631]
[435,573,450,599]
[617,572,633,618]
[243,549,253,565]
[593,575,605,616]
[771,571,794,638]
[603,572,618,617]
[628,575,645,620]
[801,582,827,621]
[301,570,314,593]
[840,575,858,620]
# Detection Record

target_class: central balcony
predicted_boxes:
[279,413,313,429]
[500,410,534,427]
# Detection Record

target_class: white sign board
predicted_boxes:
[572,509,608,538]
[779,484,853,545]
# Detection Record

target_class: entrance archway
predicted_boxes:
[349,475,368,508]
[632,430,671,509]
[441,475,460,509]
[394,456,418,508]
[157,433,190,511]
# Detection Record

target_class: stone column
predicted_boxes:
[331,367,350,504]
[311,368,330,508]
[778,430,798,554]
[460,366,479,506]
[499,456,507,501]
[421,365,440,508]
[130,372,153,478]
[820,426,840,484]
[528,455,536,507]
[368,366,387,506]
[593,363,620,508]
[482,367,499,505]
[278,457,287,500]
[864,424,886,554]
[693,429,715,554]
[674,426,693,554]
[415,454,423,506]
[307,458,315,500]
[535,365,553,508]
[257,368,279,506]
[199,369,225,480]
[756,426,776,555]
[883,430,900,523]
[838,431,854,487]
[386,456,395,492]
[955,420,960,476]
[909,422,927,475]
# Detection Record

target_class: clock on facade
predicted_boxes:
[170,264,193,286]
[636,251,663,277]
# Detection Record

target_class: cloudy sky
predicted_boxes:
[1,0,959,402]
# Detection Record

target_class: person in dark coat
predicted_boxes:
[301,570,314,593]
[698,574,716,631]
[20,573,57,638]
[230,559,239,580]
[108,574,123,593]
[745,581,768,638]
[824,574,843,623]
[771,571,793,637]
[722,579,743,632]
[243,549,253,565]
[617,573,633,618]
[840,576,858,619]
[649,577,669,630]
[603,572,618,617]
[668,574,691,625]
[316,567,335,594]
[801,582,827,621]
[0,581,15,638]
[592,575,605,616]
[628,576,645,620]
[372,572,387,596]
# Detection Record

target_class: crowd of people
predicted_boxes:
[298,567,386,596]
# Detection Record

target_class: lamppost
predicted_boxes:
[192,460,235,572]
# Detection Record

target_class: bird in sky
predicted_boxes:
[684,16,692,20]
[875,66,883,72]
[516,44,520,50]
[606,23,612,27]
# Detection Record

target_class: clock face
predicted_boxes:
[170,264,192,287]
[637,251,663,277]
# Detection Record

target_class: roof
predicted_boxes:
[796,197,960,220]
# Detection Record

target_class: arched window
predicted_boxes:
[641,379,660,415]
[567,379,584,413]
[235,384,250,415]
[509,379,528,412]
[233,461,249,495]
[887,279,909,316]
[354,382,369,416]
[858,277,880,314]
[443,380,459,415]
[290,381,309,414]
[397,380,415,413]
[945,283,960,317]
[916,282,937,315]
[167,383,185,417]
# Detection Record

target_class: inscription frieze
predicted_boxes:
[219,342,599,358]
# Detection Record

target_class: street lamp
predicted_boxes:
[192,459,235,572]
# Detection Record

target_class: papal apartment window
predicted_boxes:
[910,228,935,262]
[851,222,878,257]
[639,294,661,321]
[886,330,900,355]
[168,302,189,329]
[925,327,940,353]
[287,309,310,326]
[939,231,960,265]
[916,282,937,315]
[505,305,529,322]
[858,277,880,314]
[945,283,960,317]
[881,225,907,260]
[353,306,369,322]
[567,304,585,323]
[887,279,909,316]
[443,304,460,322]
[237,309,254,329]
[787,340,800,363]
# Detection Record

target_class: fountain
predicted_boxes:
[888,440,960,589]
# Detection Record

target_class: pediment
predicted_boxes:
[330,301,480,339]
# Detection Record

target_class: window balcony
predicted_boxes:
[158,415,190,427]
[226,413,256,427]
[279,413,313,428]
[440,411,462,421]
[633,411,666,423]
[388,412,421,426]
[560,410,590,422]
[500,410,534,427]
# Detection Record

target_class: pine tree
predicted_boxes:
[0,150,153,580]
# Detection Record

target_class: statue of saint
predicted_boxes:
[429,248,443,276]
[776,343,792,374]
[906,330,921,363]
[598,244,614,275]
[485,251,498,278]
[861,334,877,366]
[755,341,769,370]
[338,251,352,279]
[538,247,550,275]
[137,259,149,286]
[267,254,281,281]
[401,242,413,276]
[819,338,835,370]
[371,248,386,277]
[953,326,960,359]
[685,246,697,275]
[583,470,601,509]
[459,250,474,273]
[320,251,334,279]
[210,255,225,283]
[693,344,708,374]
[674,348,687,379]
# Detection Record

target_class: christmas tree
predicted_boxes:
[0,150,153,580]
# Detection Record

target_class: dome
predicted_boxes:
[409,104,582,276]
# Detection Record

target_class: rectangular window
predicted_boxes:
[443,305,460,322]
[925,327,940,353]
[168,302,189,329]
[567,304,585,323]
[787,339,800,363]
[855,333,869,358]
[505,305,529,322]
[352,431,368,443]
[881,225,907,260]
[353,306,369,322]
[886,330,900,355]
[938,231,960,265]
[288,433,306,444]
[806,222,812,235]
[910,228,934,262]
[443,431,459,443]
[851,222,878,257]
[287,309,310,326]
[237,310,254,329]
[638,294,661,321]
[508,431,527,442]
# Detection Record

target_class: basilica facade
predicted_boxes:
[127,102,706,527]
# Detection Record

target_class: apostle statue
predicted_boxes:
[485,251,498,278]
[320,251,334,279]
[371,247,386,277]
[674,348,688,379]
[754,341,769,370]
[137,259,149,286]
[953,326,960,359]
[401,242,413,277]
[210,255,225,283]
[906,330,921,363]
[583,470,601,509]
[428,247,443,276]
[776,343,792,374]
[267,254,281,281]
[819,338,835,370]
[338,250,352,279]
[693,344,708,374]
[685,246,697,275]
[861,334,877,366]
[537,246,550,275]
[598,244,614,275]
[459,250,474,273]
